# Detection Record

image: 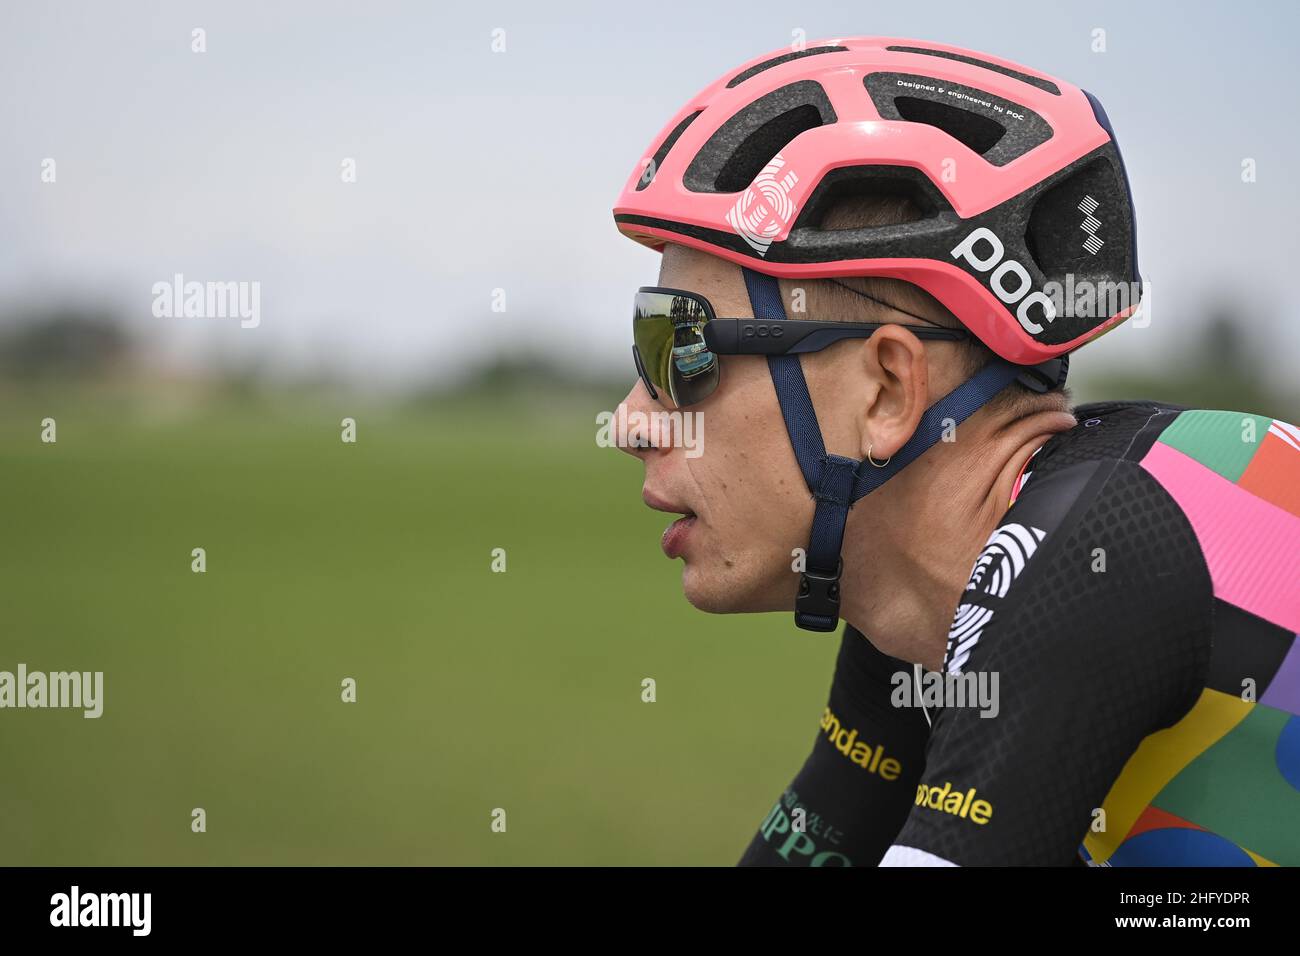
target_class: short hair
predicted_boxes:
[775,194,1069,417]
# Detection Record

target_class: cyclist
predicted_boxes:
[613,37,1300,866]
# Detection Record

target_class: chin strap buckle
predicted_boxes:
[795,559,843,633]
[1015,354,1070,394]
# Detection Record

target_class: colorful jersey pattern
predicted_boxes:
[740,401,1300,867]
[1080,409,1300,866]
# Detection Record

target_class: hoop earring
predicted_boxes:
[867,444,891,468]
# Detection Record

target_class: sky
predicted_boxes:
[1,0,1296,391]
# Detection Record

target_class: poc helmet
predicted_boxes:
[613,37,1141,631]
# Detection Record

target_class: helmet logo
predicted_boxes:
[726,153,799,257]
[1078,195,1104,255]
[950,227,1058,336]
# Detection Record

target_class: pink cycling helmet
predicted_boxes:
[613,36,1140,365]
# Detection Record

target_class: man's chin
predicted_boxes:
[680,562,788,614]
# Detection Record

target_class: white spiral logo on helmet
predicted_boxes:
[944,522,1046,674]
[725,153,799,257]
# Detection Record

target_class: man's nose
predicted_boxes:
[616,379,666,460]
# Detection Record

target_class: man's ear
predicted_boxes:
[860,326,929,461]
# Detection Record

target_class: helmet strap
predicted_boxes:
[741,267,1032,632]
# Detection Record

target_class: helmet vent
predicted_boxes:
[884,45,1061,96]
[864,73,1052,166]
[725,46,848,88]
[684,81,836,193]
[635,110,702,191]
[1024,157,1130,283]
[793,165,946,231]
[894,96,1006,156]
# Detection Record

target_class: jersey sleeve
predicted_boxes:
[881,458,1214,866]
[738,626,930,866]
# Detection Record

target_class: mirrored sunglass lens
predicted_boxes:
[633,292,718,405]
[666,304,717,406]
[633,294,673,390]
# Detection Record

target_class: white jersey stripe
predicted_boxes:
[1269,420,1300,452]
[880,844,958,867]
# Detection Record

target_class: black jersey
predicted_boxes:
[741,401,1300,866]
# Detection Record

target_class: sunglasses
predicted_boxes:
[632,286,970,407]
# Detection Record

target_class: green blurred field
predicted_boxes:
[0,387,836,865]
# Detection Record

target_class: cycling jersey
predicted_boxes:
[740,400,1300,866]
[737,626,928,866]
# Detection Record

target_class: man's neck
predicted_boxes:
[838,407,1077,671]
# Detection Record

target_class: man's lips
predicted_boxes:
[642,489,698,559]
[660,515,697,559]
